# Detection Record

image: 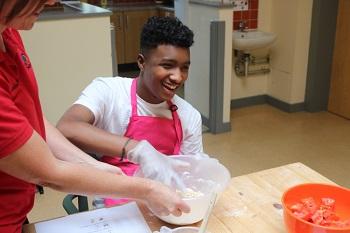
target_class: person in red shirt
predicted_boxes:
[0,1,189,233]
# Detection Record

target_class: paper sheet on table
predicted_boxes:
[34,202,152,233]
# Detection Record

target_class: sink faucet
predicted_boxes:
[238,20,247,32]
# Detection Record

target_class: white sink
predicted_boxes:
[233,30,277,51]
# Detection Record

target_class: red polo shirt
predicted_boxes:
[0,28,46,233]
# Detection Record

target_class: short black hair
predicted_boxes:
[140,16,194,56]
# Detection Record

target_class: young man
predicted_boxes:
[57,16,204,206]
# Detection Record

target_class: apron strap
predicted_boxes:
[130,78,138,116]
[167,100,183,154]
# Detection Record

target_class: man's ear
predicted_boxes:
[137,54,145,71]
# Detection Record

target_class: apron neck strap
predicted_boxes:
[167,100,182,154]
[131,78,138,116]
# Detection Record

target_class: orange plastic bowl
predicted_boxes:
[282,183,350,233]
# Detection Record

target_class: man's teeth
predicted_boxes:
[164,84,177,90]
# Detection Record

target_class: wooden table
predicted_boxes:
[24,162,335,233]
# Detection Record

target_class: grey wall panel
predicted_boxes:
[209,21,231,133]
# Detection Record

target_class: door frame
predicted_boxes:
[305,0,339,112]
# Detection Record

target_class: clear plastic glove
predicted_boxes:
[127,140,189,190]
[193,152,210,159]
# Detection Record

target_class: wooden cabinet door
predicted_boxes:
[111,12,125,64]
[123,10,157,63]
[328,0,350,119]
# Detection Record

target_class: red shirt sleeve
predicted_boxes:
[0,75,33,158]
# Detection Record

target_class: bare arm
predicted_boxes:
[45,116,100,164]
[44,116,123,174]
[57,104,138,157]
[0,131,189,216]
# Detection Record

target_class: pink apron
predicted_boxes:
[101,78,183,206]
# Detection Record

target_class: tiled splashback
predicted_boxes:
[233,0,259,30]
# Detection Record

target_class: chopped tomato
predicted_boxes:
[301,197,318,214]
[321,198,335,210]
[290,203,304,212]
[293,209,312,221]
[288,197,350,228]
[311,210,324,225]
[323,209,339,221]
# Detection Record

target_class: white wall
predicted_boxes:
[267,1,298,102]
[231,0,313,105]
[186,4,215,119]
[186,3,232,124]
[268,0,313,103]
[21,16,113,124]
[290,0,313,103]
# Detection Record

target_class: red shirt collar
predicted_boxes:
[0,28,19,66]
[0,29,8,63]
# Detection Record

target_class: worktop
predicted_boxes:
[189,0,234,8]
[106,4,174,11]
[39,2,173,21]
[39,2,112,21]
[100,3,174,12]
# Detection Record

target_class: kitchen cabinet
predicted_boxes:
[21,16,113,124]
[111,9,157,64]
[110,12,125,65]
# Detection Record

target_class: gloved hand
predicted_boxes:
[127,140,188,190]
[193,152,210,159]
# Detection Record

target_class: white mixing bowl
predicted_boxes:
[136,155,231,225]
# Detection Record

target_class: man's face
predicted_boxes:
[137,44,191,104]
[3,0,56,30]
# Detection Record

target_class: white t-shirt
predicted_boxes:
[75,77,203,155]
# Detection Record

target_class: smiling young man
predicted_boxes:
[57,16,204,206]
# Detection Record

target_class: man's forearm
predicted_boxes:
[44,117,96,164]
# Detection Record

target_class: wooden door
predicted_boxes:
[110,12,125,64]
[123,10,157,63]
[328,0,350,119]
